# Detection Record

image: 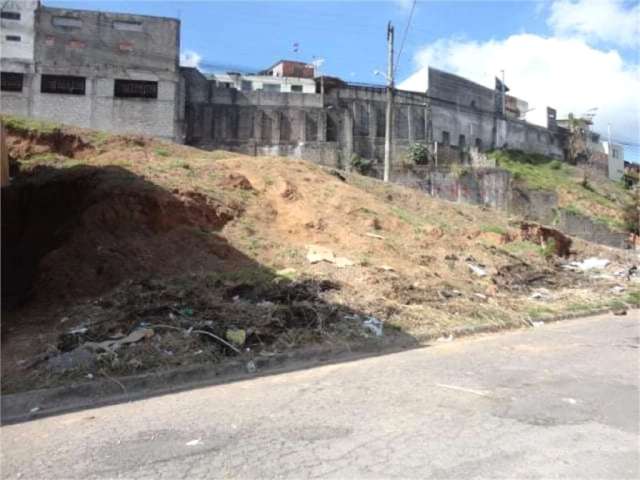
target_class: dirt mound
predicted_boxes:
[520,222,572,257]
[5,127,94,160]
[2,165,236,309]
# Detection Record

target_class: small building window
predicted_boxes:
[114,79,158,99]
[5,35,20,42]
[441,131,450,145]
[113,21,143,32]
[263,83,280,93]
[475,138,482,150]
[1,12,21,20]
[52,16,83,28]
[613,149,618,159]
[241,80,252,92]
[458,134,466,148]
[41,74,86,95]
[1,72,24,92]
[291,85,303,92]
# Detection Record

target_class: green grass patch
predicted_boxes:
[480,224,507,235]
[155,148,170,157]
[389,206,424,227]
[1,114,59,134]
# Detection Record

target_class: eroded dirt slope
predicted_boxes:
[2,117,638,393]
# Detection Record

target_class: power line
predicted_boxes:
[394,0,417,76]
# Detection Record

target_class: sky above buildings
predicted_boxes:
[47,0,639,161]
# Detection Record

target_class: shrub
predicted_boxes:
[549,160,562,170]
[407,143,430,165]
[351,154,373,175]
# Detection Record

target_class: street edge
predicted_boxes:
[0,307,627,424]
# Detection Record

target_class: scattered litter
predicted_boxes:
[362,316,384,337]
[467,263,487,277]
[185,439,202,447]
[276,268,297,278]
[179,307,194,317]
[562,397,578,405]
[306,245,354,268]
[60,316,70,324]
[532,321,545,328]
[365,233,385,240]
[473,293,487,300]
[29,407,40,414]
[86,373,94,379]
[47,347,95,373]
[530,289,551,301]
[436,335,454,342]
[68,327,88,335]
[564,257,610,271]
[246,360,257,374]
[83,328,154,353]
[376,265,395,272]
[610,285,626,294]
[193,350,203,356]
[225,328,247,347]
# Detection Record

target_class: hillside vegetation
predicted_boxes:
[491,150,632,231]
[2,115,638,393]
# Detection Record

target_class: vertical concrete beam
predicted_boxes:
[318,110,326,142]
[408,104,414,144]
[272,109,281,144]
[342,107,354,170]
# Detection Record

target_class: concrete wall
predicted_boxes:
[558,210,629,249]
[1,5,181,141]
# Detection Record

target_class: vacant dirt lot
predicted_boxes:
[2,117,639,393]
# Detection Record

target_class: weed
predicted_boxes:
[390,206,424,227]
[480,224,507,235]
[549,160,562,170]
[624,290,640,307]
[155,148,170,157]
[1,114,58,134]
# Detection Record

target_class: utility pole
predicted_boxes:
[383,21,394,183]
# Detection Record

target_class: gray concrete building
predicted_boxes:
[1,3,181,141]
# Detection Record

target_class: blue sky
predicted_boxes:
[46,1,640,161]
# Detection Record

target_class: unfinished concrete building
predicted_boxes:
[0,2,181,141]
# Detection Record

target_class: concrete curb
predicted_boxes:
[0,307,630,425]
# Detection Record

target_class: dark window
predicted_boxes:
[241,80,252,92]
[305,113,318,141]
[113,21,143,32]
[291,85,303,92]
[1,11,21,20]
[261,112,272,142]
[414,110,425,140]
[326,114,338,142]
[1,72,23,92]
[441,131,450,145]
[41,74,86,95]
[355,103,369,137]
[52,16,82,28]
[5,35,20,42]
[395,107,408,139]
[114,79,157,99]
[263,83,280,93]
[280,113,291,142]
[376,106,385,138]
[475,138,482,150]
[459,134,466,148]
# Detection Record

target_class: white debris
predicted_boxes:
[29,407,40,414]
[562,397,578,405]
[610,285,626,294]
[467,263,487,277]
[532,321,545,328]
[362,316,384,337]
[436,335,454,342]
[365,232,385,240]
[306,245,354,268]
[473,293,487,300]
[68,327,88,335]
[530,289,551,300]
[246,360,257,374]
[565,257,610,271]
[185,439,202,446]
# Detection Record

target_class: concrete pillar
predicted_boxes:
[342,107,354,170]
[253,107,262,144]
[272,109,280,144]
[318,110,326,142]
[408,104,414,144]
[299,110,307,142]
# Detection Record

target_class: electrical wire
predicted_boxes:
[394,0,417,77]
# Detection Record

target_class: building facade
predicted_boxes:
[1,3,181,141]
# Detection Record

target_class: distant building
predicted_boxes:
[602,141,625,181]
[211,71,316,94]
[259,60,315,79]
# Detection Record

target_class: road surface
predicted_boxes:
[1,313,639,479]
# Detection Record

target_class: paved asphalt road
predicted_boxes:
[1,313,638,479]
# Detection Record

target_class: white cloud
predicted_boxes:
[399,34,640,144]
[393,0,415,11]
[180,50,202,68]
[548,0,640,47]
